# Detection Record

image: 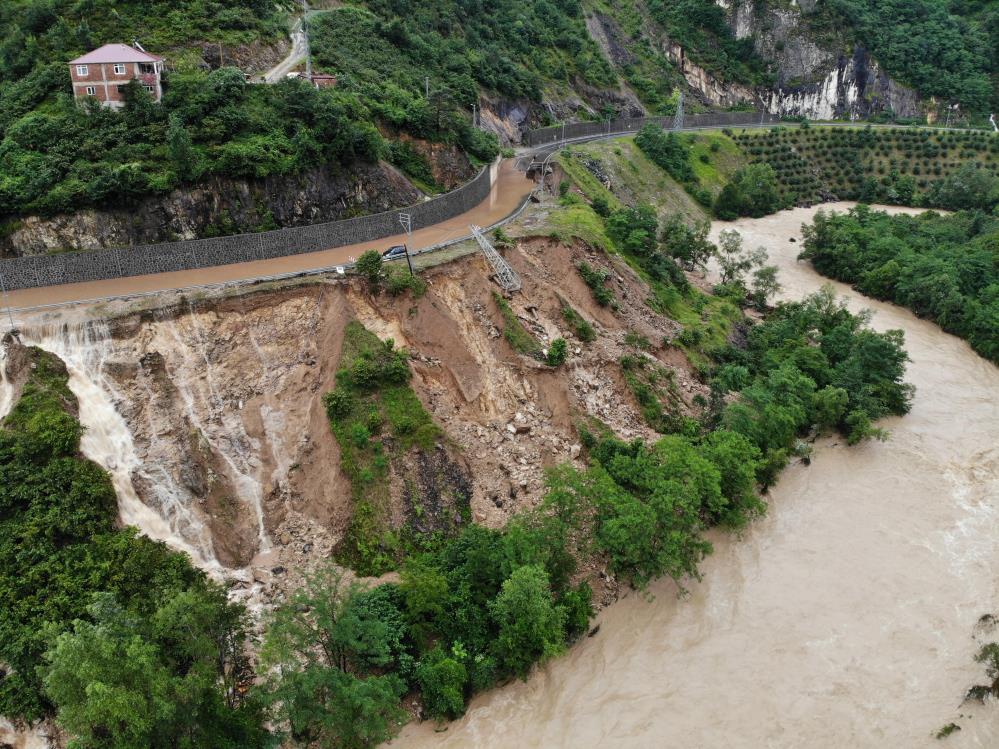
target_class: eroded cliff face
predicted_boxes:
[566,0,925,122]
[1,160,421,257]
[725,0,921,119]
[13,236,707,601]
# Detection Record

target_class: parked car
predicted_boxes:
[382,244,408,261]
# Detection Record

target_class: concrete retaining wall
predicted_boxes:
[0,111,778,291]
[0,160,497,291]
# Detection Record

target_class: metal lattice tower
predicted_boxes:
[672,92,684,131]
[471,225,521,293]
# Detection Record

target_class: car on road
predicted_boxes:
[382,245,408,261]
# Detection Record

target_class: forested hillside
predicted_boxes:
[3,0,999,231]
[799,0,999,113]
[800,206,999,363]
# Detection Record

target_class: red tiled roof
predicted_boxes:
[69,44,163,65]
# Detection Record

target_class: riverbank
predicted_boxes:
[390,203,999,748]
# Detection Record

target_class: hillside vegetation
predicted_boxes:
[800,206,999,364]
[6,0,999,227]
[801,0,998,114]
[0,343,262,741]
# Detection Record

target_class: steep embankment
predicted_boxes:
[12,236,705,599]
[393,203,999,749]
[1,160,424,256]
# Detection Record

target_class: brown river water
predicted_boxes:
[391,204,999,748]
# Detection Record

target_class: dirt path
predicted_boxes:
[261,16,306,83]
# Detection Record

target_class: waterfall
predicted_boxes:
[157,303,272,554]
[22,321,221,572]
[0,340,13,422]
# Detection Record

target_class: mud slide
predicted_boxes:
[390,204,999,748]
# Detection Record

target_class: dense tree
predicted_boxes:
[258,565,408,748]
[800,206,999,363]
[714,230,768,287]
[715,163,781,220]
[42,591,264,749]
[0,347,230,727]
[660,214,714,270]
[923,163,999,211]
[488,565,567,678]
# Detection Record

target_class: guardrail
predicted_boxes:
[523,111,777,147]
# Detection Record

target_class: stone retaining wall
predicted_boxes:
[0,112,779,291]
[0,160,497,291]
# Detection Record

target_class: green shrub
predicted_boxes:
[562,305,597,342]
[576,261,616,307]
[546,338,569,366]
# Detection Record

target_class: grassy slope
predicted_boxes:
[326,320,474,576]
[554,136,745,368]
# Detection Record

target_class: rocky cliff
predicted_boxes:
[1,161,422,257]
[724,0,921,119]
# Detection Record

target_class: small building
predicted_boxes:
[285,71,337,89]
[69,43,164,109]
[309,73,337,89]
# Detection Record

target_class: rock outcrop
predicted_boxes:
[726,0,921,119]
[1,160,422,257]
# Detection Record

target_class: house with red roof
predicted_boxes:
[68,43,164,109]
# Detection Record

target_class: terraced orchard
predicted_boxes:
[730,126,999,206]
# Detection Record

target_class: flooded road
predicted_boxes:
[392,204,999,748]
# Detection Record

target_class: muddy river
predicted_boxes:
[391,204,999,748]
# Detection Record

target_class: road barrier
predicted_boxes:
[0,160,498,291]
[1,111,781,292]
[523,111,777,147]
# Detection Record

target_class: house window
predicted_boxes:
[116,85,127,95]
[143,85,154,93]
[85,86,96,96]
[113,64,126,75]
[138,63,155,74]
[76,65,88,76]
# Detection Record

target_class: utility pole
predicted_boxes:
[302,0,311,80]
[0,268,16,335]
[472,103,477,128]
[397,213,415,276]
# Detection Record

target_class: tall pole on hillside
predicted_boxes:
[302,0,312,80]
[398,213,415,276]
[673,91,684,130]
[0,268,15,335]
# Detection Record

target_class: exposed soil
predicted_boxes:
[12,234,707,607]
